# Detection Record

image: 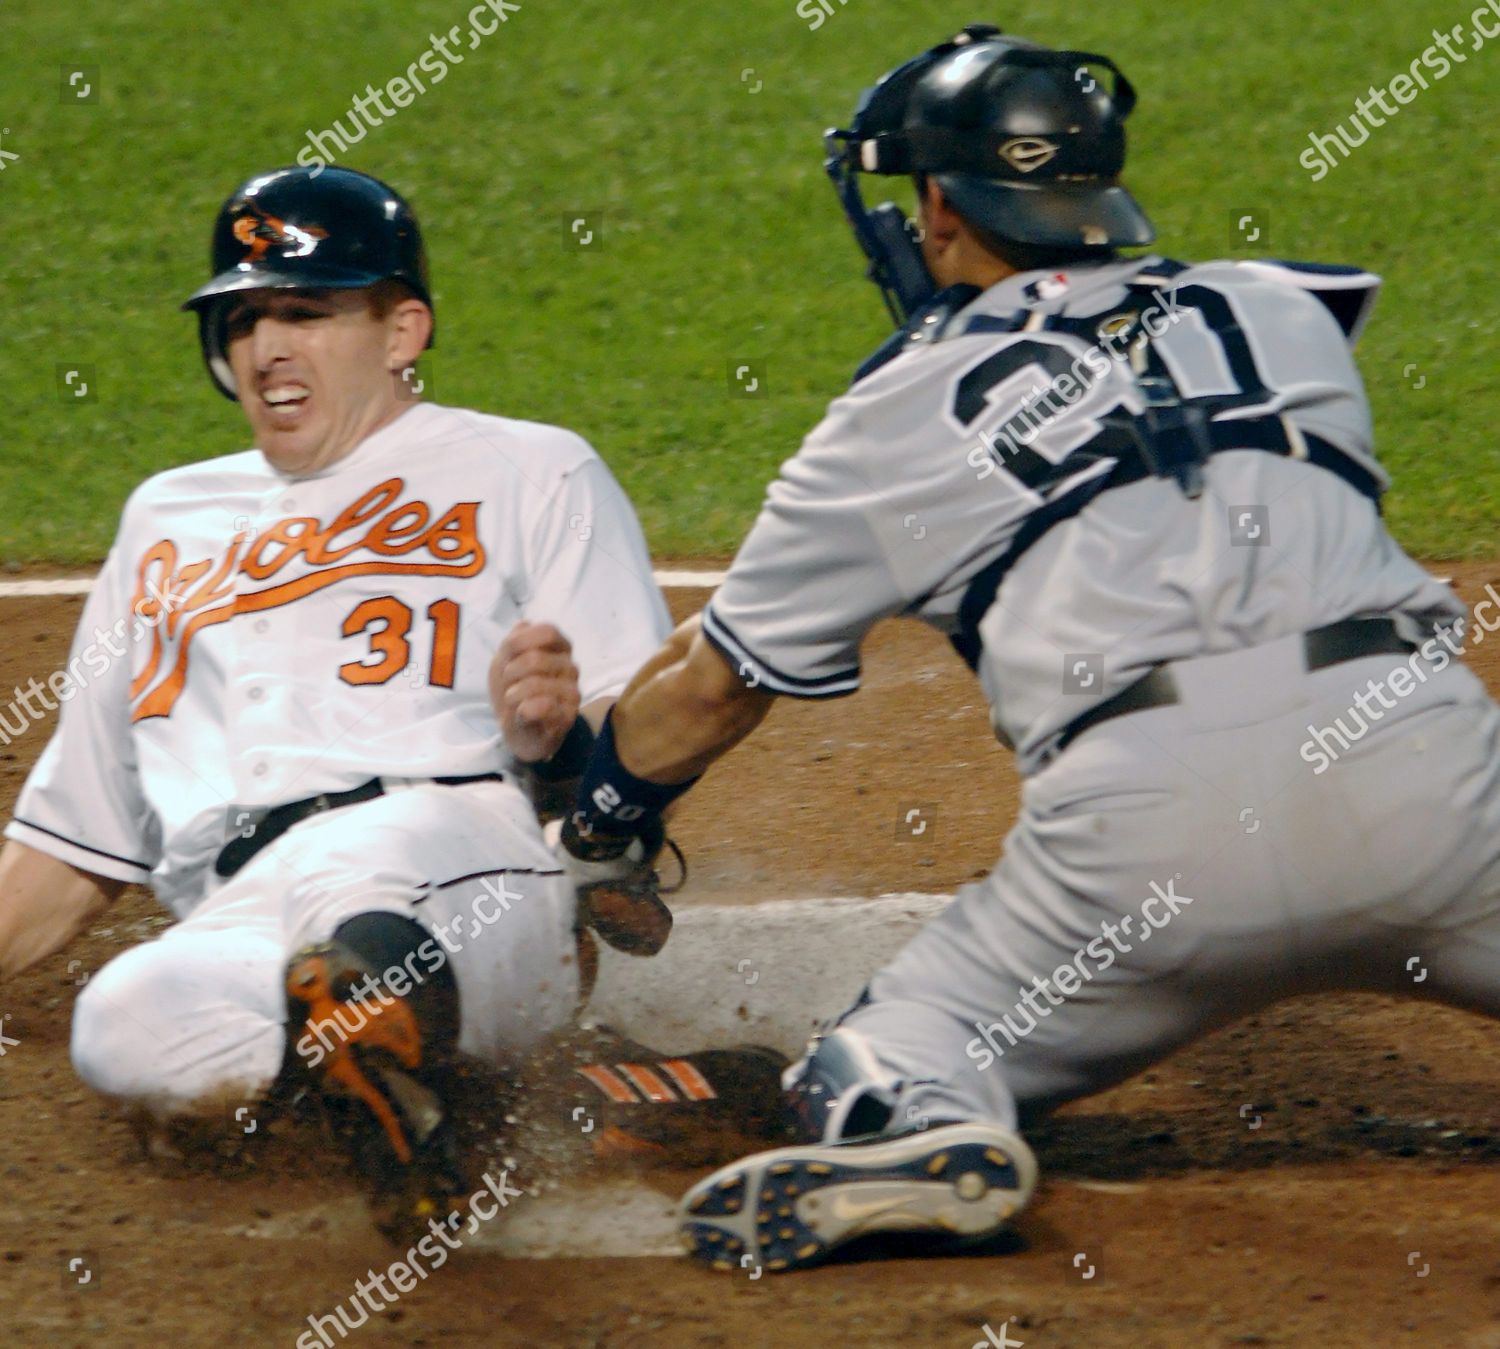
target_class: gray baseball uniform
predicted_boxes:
[703,256,1500,1131]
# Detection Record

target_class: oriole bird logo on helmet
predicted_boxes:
[231,206,329,264]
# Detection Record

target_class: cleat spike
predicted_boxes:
[675,1122,1037,1275]
[955,1172,988,1201]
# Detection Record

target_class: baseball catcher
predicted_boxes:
[547,24,1500,1272]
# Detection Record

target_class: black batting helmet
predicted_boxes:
[181,166,434,400]
[826,25,1154,323]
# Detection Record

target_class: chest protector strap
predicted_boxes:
[950,259,1384,672]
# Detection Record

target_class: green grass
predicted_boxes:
[0,0,1495,562]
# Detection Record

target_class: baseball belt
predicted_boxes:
[1052,616,1416,757]
[213,772,506,879]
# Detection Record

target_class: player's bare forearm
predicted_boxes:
[0,840,124,981]
[612,616,775,783]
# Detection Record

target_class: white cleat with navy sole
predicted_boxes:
[678,1121,1038,1273]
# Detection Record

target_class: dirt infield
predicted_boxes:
[3,565,1500,1348]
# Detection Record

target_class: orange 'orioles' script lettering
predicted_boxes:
[129,479,484,721]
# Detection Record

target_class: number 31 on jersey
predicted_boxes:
[339,596,461,688]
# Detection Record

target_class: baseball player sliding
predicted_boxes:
[550,25,1500,1272]
[0,166,671,1239]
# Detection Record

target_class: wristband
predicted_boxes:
[529,715,596,782]
[571,709,699,839]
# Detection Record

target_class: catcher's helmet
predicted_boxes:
[181,166,434,400]
[826,24,1154,324]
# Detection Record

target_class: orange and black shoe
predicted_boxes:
[564,1035,793,1165]
[284,913,466,1244]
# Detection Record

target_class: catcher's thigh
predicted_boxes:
[845,645,1500,1124]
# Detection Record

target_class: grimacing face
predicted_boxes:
[221,288,428,477]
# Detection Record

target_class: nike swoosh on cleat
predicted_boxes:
[825,1191,905,1223]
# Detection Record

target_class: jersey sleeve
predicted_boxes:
[523,451,671,705]
[702,402,915,699]
[706,323,1146,697]
[5,542,161,884]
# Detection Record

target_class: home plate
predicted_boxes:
[234,1181,683,1258]
[228,896,966,1261]
[467,1180,683,1258]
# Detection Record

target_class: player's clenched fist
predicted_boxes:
[489,621,583,763]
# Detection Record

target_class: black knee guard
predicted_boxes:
[328,911,460,1053]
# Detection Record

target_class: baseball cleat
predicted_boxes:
[286,941,467,1244]
[565,1037,793,1163]
[677,1121,1037,1273]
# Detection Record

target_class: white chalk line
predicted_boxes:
[0,570,727,599]
[234,1183,684,1259]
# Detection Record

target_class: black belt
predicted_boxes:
[213,772,505,879]
[1052,617,1416,757]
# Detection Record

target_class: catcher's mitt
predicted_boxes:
[549,816,684,957]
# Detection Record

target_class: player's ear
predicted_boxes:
[918,178,962,250]
[915,178,963,284]
[385,298,433,372]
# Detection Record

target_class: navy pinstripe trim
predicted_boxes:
[701,605,861,700]
[419,866,566,897]
[10,817,152,872]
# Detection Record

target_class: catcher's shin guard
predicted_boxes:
[785,1026,903,1142]
[285,912,466,1243]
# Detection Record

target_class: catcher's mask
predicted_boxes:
[825,23,1155,325]
[181,165,434,401]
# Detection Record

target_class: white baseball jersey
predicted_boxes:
[7,401,670,915]
[702,256,1464,772]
